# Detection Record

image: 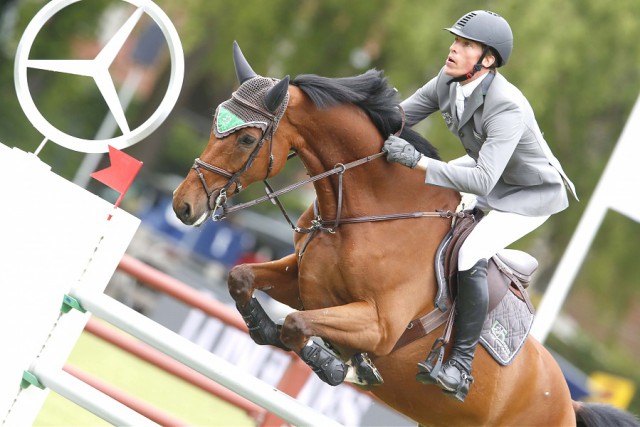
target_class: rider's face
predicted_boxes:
[444,36,492,79]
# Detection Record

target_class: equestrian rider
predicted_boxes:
[382,10,578,401]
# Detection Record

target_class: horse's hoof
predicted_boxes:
[300,340,347,386]
[351,352,383,386]
[345,366,373,390]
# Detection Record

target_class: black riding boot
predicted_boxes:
[417,258,489,402]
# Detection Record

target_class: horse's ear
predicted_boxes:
[233,41,257,84]
[264,75,290,113]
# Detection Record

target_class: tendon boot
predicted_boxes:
[416,258,489,402]
[237,297,289,351]
[300,340,347,386]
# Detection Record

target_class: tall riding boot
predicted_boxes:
[418,258,489,401]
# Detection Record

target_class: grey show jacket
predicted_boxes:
[401,67,578,216]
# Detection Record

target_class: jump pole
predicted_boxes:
[70,286,342,427]
[30,363,158,427]
[83,319,266,420]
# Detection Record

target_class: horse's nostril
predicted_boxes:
[176,201,192,222]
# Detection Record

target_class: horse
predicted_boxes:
[172,42,639,426]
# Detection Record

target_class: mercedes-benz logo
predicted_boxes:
[14,0,184,153]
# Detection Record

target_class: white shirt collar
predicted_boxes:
[457,72,488,99]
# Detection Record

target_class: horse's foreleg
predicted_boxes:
[228,253,301,308]
[279,301,393,386]
[280,300,386,352]
[228,254,300,350]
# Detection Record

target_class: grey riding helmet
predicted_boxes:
[444,10,513,67]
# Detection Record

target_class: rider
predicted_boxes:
[383,10,578,401]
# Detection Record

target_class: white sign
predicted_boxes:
[14,0,184,153]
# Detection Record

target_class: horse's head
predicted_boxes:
[173,42,291,225]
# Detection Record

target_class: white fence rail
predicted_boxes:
[0,143,341,427]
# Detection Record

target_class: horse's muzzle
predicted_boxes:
[172,195,210,226]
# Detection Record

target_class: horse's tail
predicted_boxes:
[573,401,640,427]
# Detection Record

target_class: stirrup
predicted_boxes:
[416,337,446,385]
[439,360,474,402]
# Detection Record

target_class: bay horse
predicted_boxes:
[172,42,639,426]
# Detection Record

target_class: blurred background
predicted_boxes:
[1,0,640,423]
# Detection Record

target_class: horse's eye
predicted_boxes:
[238,134,257,146]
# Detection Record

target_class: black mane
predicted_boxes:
[291,70,440,160]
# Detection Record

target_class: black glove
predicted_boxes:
[382,135,422,169]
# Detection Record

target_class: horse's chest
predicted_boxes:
[297,245,360,309]
[298,263,345,307]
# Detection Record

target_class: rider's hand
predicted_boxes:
[382,135,422,169]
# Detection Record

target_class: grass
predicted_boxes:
[34,320,255,426]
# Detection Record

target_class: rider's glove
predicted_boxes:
[382,135,422,169]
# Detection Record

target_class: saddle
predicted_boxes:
[392,208,537,365]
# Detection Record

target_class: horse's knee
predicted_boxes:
[227,264,255,306]
[280,312,312,352]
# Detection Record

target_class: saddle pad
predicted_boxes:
[479,290,534,365]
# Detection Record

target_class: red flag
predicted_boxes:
[91,145,143,211]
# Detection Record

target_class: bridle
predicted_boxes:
[190,105,465,237]
[192,89,280,219]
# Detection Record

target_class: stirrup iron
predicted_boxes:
[416,337,446,385]
[440,360,474,402]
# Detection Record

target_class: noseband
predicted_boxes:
[191,157,236,218]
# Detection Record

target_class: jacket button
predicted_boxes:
[458,131,464,137]
[465,148,471,153]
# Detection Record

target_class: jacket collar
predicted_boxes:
[458,70,496,129]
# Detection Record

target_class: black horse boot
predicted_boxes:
[417,258,489,402]
[300,340,347,386]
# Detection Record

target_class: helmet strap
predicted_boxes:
[447,46,490,86]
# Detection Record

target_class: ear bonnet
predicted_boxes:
[213,42,289,139]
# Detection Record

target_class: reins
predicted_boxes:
[196,148,463,232]
[222,151,386,228]
[192,103,457,234]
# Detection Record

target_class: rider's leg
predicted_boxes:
[417,210,549,401]
[431,258,488,400]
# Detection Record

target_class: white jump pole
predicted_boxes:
[71,287,343,427]
[31,364,157,427]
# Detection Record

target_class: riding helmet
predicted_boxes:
[444,10,513,67]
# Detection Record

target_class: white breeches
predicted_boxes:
[458,210,550,271]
